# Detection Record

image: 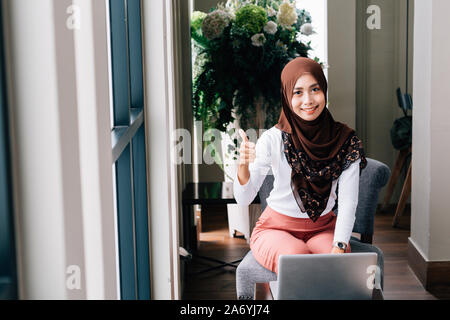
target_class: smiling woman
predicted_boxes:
[236,57,368,275]
[291,73,327,121]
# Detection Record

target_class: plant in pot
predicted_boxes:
[191,0,321,241]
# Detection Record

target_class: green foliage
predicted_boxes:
[234,4,268,35]
[191,11,207,31]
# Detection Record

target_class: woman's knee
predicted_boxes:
[306,232,334,254]
[251,231,308,258]
[279,240,310,255]
[250,232,310,274]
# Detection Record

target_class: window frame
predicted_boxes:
[108,0,150,300]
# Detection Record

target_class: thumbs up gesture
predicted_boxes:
[238,129,256,165]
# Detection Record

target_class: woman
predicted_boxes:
[233,57,367,274]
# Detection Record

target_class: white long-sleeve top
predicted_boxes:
[233,126,361,245]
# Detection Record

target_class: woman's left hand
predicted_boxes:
[331,247,345,254]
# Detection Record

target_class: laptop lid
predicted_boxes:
[270,253,378,300]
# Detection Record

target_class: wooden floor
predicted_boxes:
[182,204,450,300]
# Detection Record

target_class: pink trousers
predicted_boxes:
[250,206,351,274]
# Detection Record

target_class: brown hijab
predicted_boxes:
[275,57,367,222]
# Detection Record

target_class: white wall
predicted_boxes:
[410,0,431,260]
[355,0,413,205]
[411,0,450,261]
[327,0,356,129]
[427,0,450,261]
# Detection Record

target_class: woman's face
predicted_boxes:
[290,73,326,121]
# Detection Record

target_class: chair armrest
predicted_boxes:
[352,158,391,236]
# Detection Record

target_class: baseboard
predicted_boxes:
[407,238,428,286]
[408,238,450,295]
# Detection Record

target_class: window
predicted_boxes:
[0,3,18,300]
[296,0,327,66]
[108,0,150,300]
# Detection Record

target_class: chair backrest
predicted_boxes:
[258,158,390,237]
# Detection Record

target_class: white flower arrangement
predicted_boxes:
[300,22,314,36]
[267,7,276,17]
[202,9,232,40]
[263,21,278,35]
[277,1,298,28]
[251,33,266,47]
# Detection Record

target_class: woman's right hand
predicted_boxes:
[238,129,256,165]
[237,129,255,186]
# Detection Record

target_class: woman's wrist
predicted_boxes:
[330,247,345,254]
[237,164,250,185]
[331,241,347,254]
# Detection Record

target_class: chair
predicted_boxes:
[226,204,261,243]
[236,158,391,300]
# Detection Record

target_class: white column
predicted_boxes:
[141,0,180,300]
[411,0,450,261]
[73,0,119,299]
[3,0,119,299]
[3,0,85,299]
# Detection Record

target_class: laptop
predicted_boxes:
[269,252,378,300]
